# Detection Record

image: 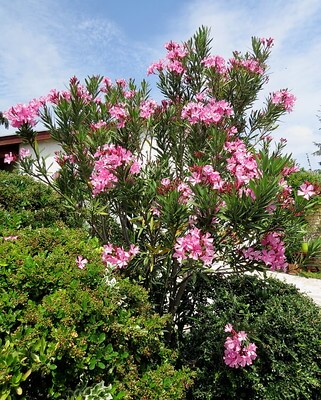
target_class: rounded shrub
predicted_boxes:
[177,273,321,400]
[0,170,77,233]
[0,226,193,399]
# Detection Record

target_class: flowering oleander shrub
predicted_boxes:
[177,274,321,400]
[4,27,320,338]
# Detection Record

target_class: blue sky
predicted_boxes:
[1,0,321,169]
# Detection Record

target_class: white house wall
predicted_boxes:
[23,139,61,175]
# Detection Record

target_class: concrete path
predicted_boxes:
[265,271,321,307]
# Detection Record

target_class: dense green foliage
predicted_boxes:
[177,274,321,400]
[0,171,77,233]
[0,227,193,399]
[287,168,321,191]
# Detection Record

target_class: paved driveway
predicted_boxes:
[266,271,321,307]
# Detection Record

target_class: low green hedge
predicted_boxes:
[0,227,193,399]
[177,273,321,400]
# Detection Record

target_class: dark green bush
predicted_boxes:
[0,227,193,399]
[0,170,77,233]
[177,273,321,400]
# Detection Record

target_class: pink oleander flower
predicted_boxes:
[224,323,234,333]
[54,152,76,166]
[202,55,227,74]
[167,59,186,74]
[129,160,141,174]
[3,235,18,241]
[100,77,112,93]
[165,40,188,60]
[229,58,264,75]
[282,164,299,177]
[102,243,139,269]
[189,165,225,191]
[147,59,165,75]
[46,89,60,104]
[150,204,161,217]
[298,182,315,200]
[148,41,187,76]
[259,37,274,47]
[4,98,42,128]
[177,182,193,204]
[75,83,93,102]
[225,139,260,188]
[76,255,88,269]
[124,90,136,99]
[4,152,17,164]
[223,324,257,368]
[19,148,31,159]
[173,227,215,266]
[91,120,107,130]
[139,99,158,118]
[161,178,171,188]
[181,99,232,125]
[271,90,296,112]
[61,90,72,102]
[109,103,128,128]
[266,203,277,214]
[115,79,127,88]
[242,231,287,271]
[158,177,193,204]
[239,187,256,200]
[90,144,141,196]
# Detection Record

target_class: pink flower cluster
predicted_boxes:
[147,40,187,75]
[229,58,264,75]
[46,88,71,104]
[76,255,88,269]
[4,148,31,165]
[223,324,257,368]
[139,99,158,119]
[298,182,315,200]
[225,139,260,188]
[4,152,17,164]
[102,243,139,269]
[281,164,299,177]
[158,178,193,204]
[242,231,288,271]
[54,151,76,166]
[173,227,215,266]
[181,98,232,125]
[4,147,31,165]
[3,235,18,241]
[271,90,296,112]
[202,55,227,74]
[100,76,112,92]
[189,165,225,191]
[91,120,108,130]
[19,148,31,159]
[90,144,141,196]
[259,37,274,48]
[4,98,43,128]
[109,103,128,128]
